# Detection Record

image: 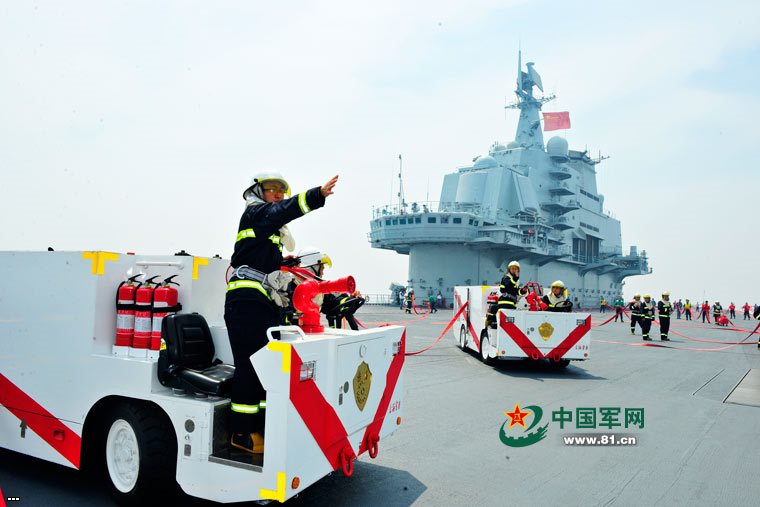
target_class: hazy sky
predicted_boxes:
[2,1,759,305]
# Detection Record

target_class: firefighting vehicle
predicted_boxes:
[452,285,591,367]
[0,251,405,503]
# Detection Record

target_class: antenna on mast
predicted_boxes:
[398,154,406,213]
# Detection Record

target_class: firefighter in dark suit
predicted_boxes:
[498,261,527,312]
[225,172,338,454]
[628,293,642,335]
[657,291,672,341]
[542,280,573,312]
[640,294,655,341]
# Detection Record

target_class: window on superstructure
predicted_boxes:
[428,217,437,223]
[415,217,421,224]
[392,219,398,225]
[453,218,462,224]
[400,218,406,224]
[441,217,449,224]
[385,220,390,226]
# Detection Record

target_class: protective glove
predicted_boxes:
[264,270,294,307]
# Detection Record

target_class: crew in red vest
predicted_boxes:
[700,301,710,323]
[743,302,752,320]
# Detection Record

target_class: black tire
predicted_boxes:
[480,330,493,365]
[101,401,178,504]
[458,325,467,350]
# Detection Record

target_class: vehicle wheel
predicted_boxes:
[480,330,493,365]
[459,325,467,350]
[103,401,177,504]
[551,359,571,369]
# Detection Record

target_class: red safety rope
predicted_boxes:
[405,302,469,356]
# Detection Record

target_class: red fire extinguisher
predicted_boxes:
[133,275,159,349]
[151,275,182,352]
[115,275,142,347]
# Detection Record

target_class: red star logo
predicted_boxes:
[504,403,531,428]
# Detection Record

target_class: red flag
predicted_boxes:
[542,111,571,131]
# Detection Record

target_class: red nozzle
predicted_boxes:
[293,276,356,333]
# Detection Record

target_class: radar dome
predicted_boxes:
[473,155,497,168]
[546,137,569,160]
[506,141,521,149]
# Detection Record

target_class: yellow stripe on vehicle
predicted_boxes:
[260,472,286,503]
[267,341,291,373]
[82,251,119,275]
[192,256,209,280]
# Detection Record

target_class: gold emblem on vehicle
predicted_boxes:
[353,361,372,411]
[538,322,554,341]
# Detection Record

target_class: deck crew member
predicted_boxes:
[657,291,672,341]
[701,301,710,323]
[640,294,655,341]
[226,172,338,454]
[743,302,751,320]
[405,289,414,314]
[613,295,625,322]
[542,280,573,312]
[728,302,736,319]
[684,299,692,320]
[712,301,723,324]
[628,293,642,335]
[499,261,528,311]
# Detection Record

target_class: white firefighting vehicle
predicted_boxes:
[0,251,405,503]
[452,285,591,367]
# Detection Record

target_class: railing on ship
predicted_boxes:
[372,201,500,219]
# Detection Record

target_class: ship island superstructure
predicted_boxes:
[368,53,649,308]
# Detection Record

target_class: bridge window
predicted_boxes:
[400,218,406,224]
[385,220,390,226]
[415,217,421,224]
[453,217,462,224]
[392,219,398,225]
[428,217,437,223]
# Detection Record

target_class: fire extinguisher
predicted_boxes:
[133,275,159,349]
[115,275,142,347]
[151,275,182,352]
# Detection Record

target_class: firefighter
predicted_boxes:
[728,302,736,319]
[628,293,642,335]
[684,299,692,320]
[225,172,338,454]
[498,261,528,311]
[743,302,752,320]
[640,294,655,341]
[298,247,332,279]
[281,246,332,325]
[712,301,722,324]
[657,291,672,341]
[542,280,573,312]
[405,289,414,314]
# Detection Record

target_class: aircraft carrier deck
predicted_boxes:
[1,307,758,506]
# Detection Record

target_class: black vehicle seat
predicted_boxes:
[157,313,234,397]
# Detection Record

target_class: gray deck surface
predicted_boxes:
[1,307,758,506]
[725,368,760,408]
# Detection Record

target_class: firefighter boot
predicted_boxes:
[231,432,265,454]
